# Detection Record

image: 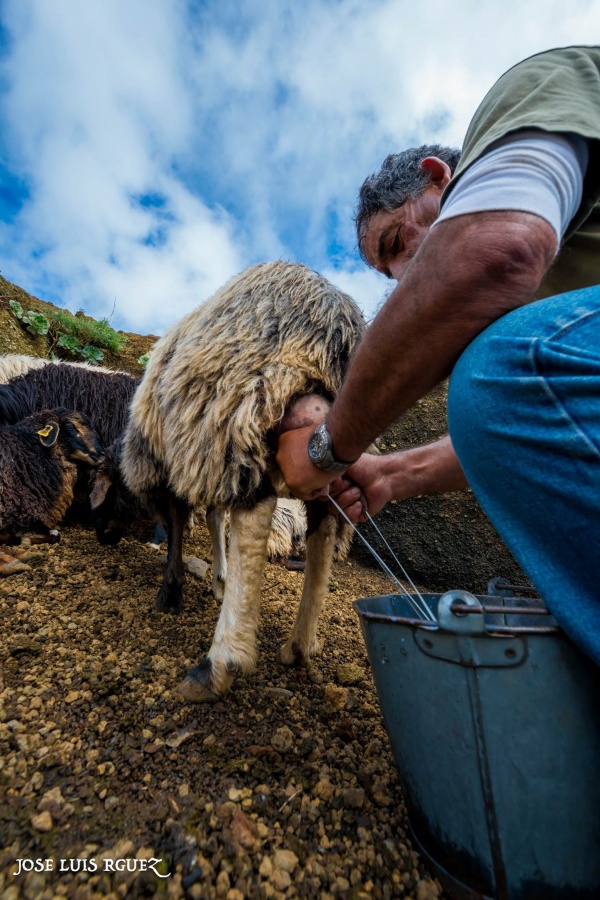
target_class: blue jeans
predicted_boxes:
[448,287,600,665]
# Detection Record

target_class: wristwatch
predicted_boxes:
[307,422,357,474]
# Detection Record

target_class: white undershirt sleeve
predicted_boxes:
[435,130,588,249]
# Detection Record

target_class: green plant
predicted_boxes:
[9,299,128,365]
[81,345,104,363]
[57,333,83,354]
[138,353,151,370]
[9,300,50,336]
[48,308,127,353]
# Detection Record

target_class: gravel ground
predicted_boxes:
[0,517,447,900]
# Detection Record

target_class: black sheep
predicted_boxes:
[0,409,103,545]
[0,357,139,447]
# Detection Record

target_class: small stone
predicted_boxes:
[64,691,80,704]
[31,809,53,831]
[372,789,393,807]
[215,870,230,897]
[183,556,209,579]
[231,807,261,851]
[9,635,41,656]
[342,788,365,809]
[166,728,198,749]
[264,687,293,700]
[2,887,19,900]
[273,849,299,874]
[336,663,364,685]
[38,786,64,814]
[259,856,273,878]
[271,726,294,754]
[23,871,47,898]
[323,683,347,710]
[271,868,291,891]
[313,778,335,802]
[307,666,323,684]
[416,880,441,900]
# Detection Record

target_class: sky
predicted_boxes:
[0,1,599,336]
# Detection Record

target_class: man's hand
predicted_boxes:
[329,456,393,522]
[276,426,335,500]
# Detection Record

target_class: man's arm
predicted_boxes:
[276,209,556,499]
[329,435,468,522]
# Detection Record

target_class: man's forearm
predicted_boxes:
[327,211,556,462]
[385,435,468,498]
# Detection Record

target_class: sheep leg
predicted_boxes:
[280,502,337,666]
[206,506,227,601]
[178,495,276,702]
[155,492,193,615]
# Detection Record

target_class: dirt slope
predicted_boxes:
[0,272,528,898]
[0,517,448,899]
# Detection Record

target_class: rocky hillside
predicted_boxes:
[0,274,155,376]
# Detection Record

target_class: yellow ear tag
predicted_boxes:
[37,425,54,438]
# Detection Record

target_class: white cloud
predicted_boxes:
[323,266,392,324]
[1,0,599,334]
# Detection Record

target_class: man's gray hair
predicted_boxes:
[355,145,461,259]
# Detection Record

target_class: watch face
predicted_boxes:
[308,424,329,463]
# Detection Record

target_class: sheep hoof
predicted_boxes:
[155,584,183,615]
[279,640,308,666]
[177,660,221,703]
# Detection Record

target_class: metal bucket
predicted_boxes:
[354,587,600,900]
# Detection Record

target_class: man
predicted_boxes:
[276,46,600,664]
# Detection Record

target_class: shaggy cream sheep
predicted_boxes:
[118,261,365,701]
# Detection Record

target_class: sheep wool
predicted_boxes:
[0,356,139,448]
[122,261,366,508]
[0,354,49,383]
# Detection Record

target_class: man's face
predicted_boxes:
[360,183,443,280]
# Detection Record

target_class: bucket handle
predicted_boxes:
[437,590,486,634]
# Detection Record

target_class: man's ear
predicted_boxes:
[420,156,453,191]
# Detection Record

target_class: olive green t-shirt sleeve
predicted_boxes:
[443,46,600,239]
[536,202,600,298]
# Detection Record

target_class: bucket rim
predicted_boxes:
[352,593,561,635]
